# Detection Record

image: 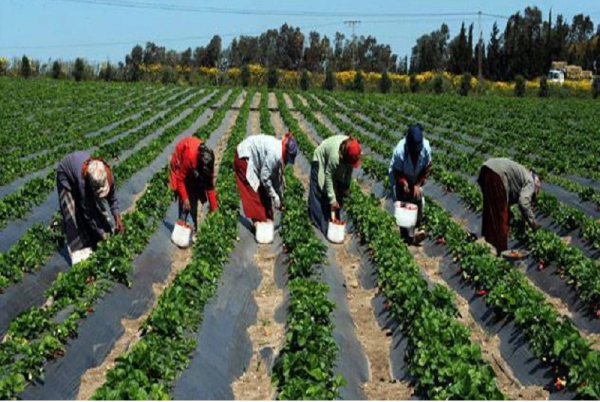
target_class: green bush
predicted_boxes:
[353,69,365,92]
[380,69,391,93]
[593,77,600,99]
[323,67,335,91]
[459,72,472,96]
[433,74,444,94]
[300,69,310,91]
[241,64,251,87]
[515,75,526,97]
[539,75,548,98]
[21,56,31,79]
[267,66,278,88]
[409,73,419,93]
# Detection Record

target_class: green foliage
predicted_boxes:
[593,76,600,99]
[51,61,62,79]
[267,65,279,88]
[379,69,391,93]
[21,55,31,79]
[515,74,526,97]
[539,75,548,98]
[73,58,85,82]
[322,67,335,91]
[433,73,444,94]
[240,64,251,87]
[409,73,419,93]
[300,69,310,91]
[459,72,472,96]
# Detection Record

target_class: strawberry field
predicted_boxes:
[1,75,600,400]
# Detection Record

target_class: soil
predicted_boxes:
[75,104,241,400]
[250,93,261,134]
[231,245,285,400]
[268,92,278,110]
[410,246,549,400]
[332,236,413,400]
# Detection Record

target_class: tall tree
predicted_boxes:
[21,55,31,78]
[410,24,449,73]
[73,57,85,81]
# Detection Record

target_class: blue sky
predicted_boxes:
[1,0,599,64]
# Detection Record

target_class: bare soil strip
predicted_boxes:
[282,94,413,398]
[231,245,285,400]
[76,96,244,401]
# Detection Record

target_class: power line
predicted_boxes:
[42,0,486,18]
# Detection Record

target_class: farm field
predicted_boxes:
[1,76,600,400]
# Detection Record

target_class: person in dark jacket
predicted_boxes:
[477,157,541,254]
[56,151,124,263]
[388,124,433,244]
[169,136,218,235]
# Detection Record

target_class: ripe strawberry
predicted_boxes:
[383,301,392,311]
[476,289,487,296]
[85,276,94,285]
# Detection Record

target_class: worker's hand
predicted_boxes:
[182,198,191,213]
[114,214,125,234]
[342,188,350,198]
[531,221,540,232]
[331,201,340,210]
[413,185,422,201]
[273,195,281,210]
[101,231,109,241]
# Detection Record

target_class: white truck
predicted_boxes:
[548,68,565,85]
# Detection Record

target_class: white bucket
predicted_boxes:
[394,202,418,228]
[171,220,193,248]
[256,221,275,244]
[327,221,346,244]
[71,247,92,265]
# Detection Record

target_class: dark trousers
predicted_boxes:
[176,175,207,232]
[308,162,343,235]
[478,166,509,253]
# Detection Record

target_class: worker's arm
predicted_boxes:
[261,156,282,208]
[324,160,337,205]
[416,159,433,186]
[518,182,537,228]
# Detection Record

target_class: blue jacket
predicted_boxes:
[388,138,432,201]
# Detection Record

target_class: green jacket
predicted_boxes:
[312,135,353,204]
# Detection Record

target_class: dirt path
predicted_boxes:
[279,96,414,398]
[231,244,285,400]
[250,92,261,134]
[76,97,244,401]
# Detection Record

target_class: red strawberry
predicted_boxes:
[383,301,392,311]
[595,311,600,318]
[86,307,94,314]
[85,276,94,285]
[476,289,487,296]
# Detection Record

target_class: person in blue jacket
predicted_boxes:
[388,124,432,244]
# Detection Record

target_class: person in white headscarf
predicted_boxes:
[56,151,124,263]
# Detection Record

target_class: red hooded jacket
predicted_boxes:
[169,137,218,211]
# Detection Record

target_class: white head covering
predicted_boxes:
[88,160,110,198]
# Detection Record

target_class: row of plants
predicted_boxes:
[281,91,505,399]
[0,88,239,399]
[0,88,209,230]
[356,140,600,399]
[91,89,247,400]
[0,80,156,150]
[0,84,167,164]
[0,89,228,295]
[359,153,600,398]
[321,94,600,209]
[0,86,192,185]
[268,91,345,399]
[314,90,600,314]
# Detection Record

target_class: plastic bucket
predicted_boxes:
[256,221,275,244]
[70,247,92,265]
[171,220,193,248]
[394,202,418,228]
[327,221,346,244]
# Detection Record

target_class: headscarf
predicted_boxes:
[87,160,110,198]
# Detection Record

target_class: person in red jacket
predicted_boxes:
[169,137,218,235]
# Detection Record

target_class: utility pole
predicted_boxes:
[478,11,483,80]
[344,20,361,70]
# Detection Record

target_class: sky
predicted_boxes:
[1,0,599,64]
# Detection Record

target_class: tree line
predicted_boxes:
[3,7,599,82]
[411,7,600,80]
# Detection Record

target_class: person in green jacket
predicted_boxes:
[308,135,362,235]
